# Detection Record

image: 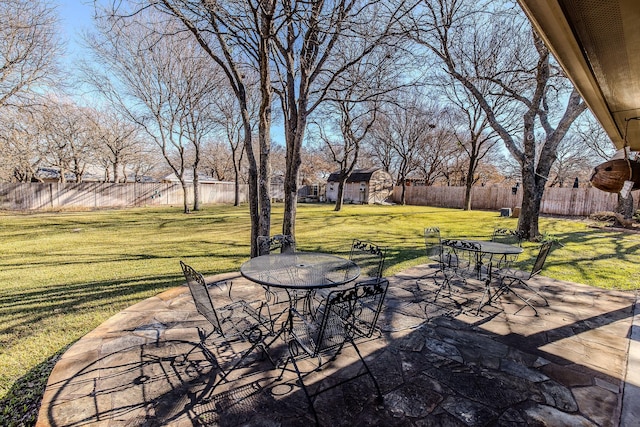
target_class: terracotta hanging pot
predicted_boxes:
[590,159,640,193]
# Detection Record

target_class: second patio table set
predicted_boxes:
[431,231,551,316]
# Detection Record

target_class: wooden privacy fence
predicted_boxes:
[0,182,249,211]
[1,181,636,216]
[394,185,640,216]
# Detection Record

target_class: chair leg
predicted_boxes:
[286,349,321,426]
[425,266,454,301]
[475,279,493,315]
[519,281,550,307]
[284,337,383,426]
[348,337,383,405]
[496,278,542,316]
[209,331,273,390]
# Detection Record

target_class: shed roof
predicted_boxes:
[327,168,386,183]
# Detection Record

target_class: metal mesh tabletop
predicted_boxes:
[240,252,360,289]
[442,239,523,255]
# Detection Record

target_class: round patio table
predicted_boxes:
[240,252,360,290]
[442,239,523,258]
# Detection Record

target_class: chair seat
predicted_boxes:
[493,267,529,281]
[180,261,275,390]
[283,279,388,425]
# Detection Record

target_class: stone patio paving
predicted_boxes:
[36,264,639,426]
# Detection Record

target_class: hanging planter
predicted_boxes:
[590,159,640,193]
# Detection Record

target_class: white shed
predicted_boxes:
[326,168,394,204]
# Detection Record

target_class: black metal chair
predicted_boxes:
[438,239,497,314]
[441,239,481,278]
[180,261,274,387]
[492,241,553,315]
[257,234,296,255]
[491,227,524,268]
[284,279,389,425]
[348,239,386,284]
[313,239,386,307]
[421,227,458,299]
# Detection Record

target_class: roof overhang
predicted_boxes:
[517,0,640,151]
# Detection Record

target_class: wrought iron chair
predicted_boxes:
[492,241,553,315]
[421,227,457,299]
[348,239,386,284]
[441,239,481,278]
[257,234,296,255]
[180,261,274,387]
[491,227,524,268]
[284,279,389,425]
[313,239,386,307]
[438,239,497,313]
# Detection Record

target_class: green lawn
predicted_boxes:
[0,203,638,424]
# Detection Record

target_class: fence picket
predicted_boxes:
[394,185,636,216]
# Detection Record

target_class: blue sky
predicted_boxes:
[57,1,95,59]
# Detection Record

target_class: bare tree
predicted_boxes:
[84,11,221,212]
[271,0,415,237]
[411,0,587,239]
[575,112,615,162]
[313,42,407,211]
[372,96,440,205]
[299,144,335,186]
[548,134,598,188]
[414,125,458,186]
[0,109,43,182]
[85,107,144,183]
[208,83,260,206]
[0,0,61,110]
[39,99,96,183]
[445,89,500,210]
[117,0,275,255]
[313,96,379,211]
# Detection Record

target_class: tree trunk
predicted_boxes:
[180,181,189,214]
[240,104,260,257]
[233,163,240,207]
[112,162,119,183]
[463,153,479,211]
[400,180,407,205]
[334,178,347,211]
[463,179,473,211]
[256,5,274,247]
[282,108,306,240]
[192,172,200,211]
[616,193,634,219]
[517,148,545,240]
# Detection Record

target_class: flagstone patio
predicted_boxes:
[36,264,639,426]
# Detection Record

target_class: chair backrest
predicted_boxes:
[492,228,524,247]
[441,239,480,269]
[257,234,296,255]
[315,279,389,354]
[424,227,442,260]
[349,239,386,280]
[180,261,224,336]
[529,241,553,279]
